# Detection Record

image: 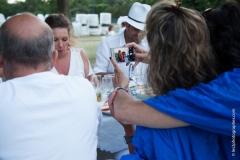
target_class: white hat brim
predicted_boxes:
[123,16,145,31]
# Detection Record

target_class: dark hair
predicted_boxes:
[203,2,240,74]
[108,24,114,31]
[45,14,71,33]
[0,13,54,71]
[146,2,217,95]
[45,13,75,47]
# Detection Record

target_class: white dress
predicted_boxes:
[51,47,94,77]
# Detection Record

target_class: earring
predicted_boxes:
[67,43,70,50]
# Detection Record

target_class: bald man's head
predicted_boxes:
[5,13,51,40]
[0,13,55,72]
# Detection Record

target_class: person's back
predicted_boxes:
[0,73,100,159]
[0,13,101,160]
[109,1,240,159]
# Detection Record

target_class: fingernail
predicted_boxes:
[109,57,112,60]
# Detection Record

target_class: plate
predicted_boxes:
[102,109,111,115]
[100,100,111,115]
[136,89,155,99]
[101,106,111,114]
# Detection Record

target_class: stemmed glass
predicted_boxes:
[90,75,102,102]
[102,76,114,98]
[129,64,145,97]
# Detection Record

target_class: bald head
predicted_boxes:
[0,13,55,79]
[4,13,51,40]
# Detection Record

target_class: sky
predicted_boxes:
[8,0,25,4]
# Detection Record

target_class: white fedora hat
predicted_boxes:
[123,2,151,31]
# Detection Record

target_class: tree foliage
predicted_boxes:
[0,0,239,20]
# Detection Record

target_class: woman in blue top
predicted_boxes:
[109,1,240,159]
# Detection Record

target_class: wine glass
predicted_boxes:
[102,76,114,97]
[90,75,102,102]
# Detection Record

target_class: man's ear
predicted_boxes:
[50,50,58,69]
[0,54,3,68]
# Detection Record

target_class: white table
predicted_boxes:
[97,98,128,153]
[97,92,143,155]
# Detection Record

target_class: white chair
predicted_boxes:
[6,16,11,20]
[100,13,111,35]
[72,21,81,37]
[37,14,45,21]
[0,13,5,21]
[45,14,49,19]
[88,14,100,35]
[0,13,5,26]
[76,14,89,36]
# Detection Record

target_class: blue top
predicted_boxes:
[121,68,240,160]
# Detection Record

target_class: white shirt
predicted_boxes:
[118,27,126,33]
[108,30,115,36]
[0,72,102,160]
[51,47,94,77]
[93,31,149,78]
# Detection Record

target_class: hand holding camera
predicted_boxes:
[110,46,136,63]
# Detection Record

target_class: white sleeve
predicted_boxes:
[93,39,112,73]
[97,103,103,131]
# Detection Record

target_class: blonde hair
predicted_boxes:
[146,1,217,95]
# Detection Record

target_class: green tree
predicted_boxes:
[57,0,71,20]
[1,0,240,21]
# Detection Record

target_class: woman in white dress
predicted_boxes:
[45,14,93,78]
[106,24,115,36]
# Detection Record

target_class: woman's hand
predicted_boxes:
[108,90,134,129]
[108,90,117,117]
[125,42,150,68]
[110,57,129,88]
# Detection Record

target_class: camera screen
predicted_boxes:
[110,47,135,63]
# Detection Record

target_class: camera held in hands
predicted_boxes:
[110,46,136,63]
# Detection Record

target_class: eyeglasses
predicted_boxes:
[202,8,212,18]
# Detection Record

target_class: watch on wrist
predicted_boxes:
[116,87,128,93]
[124,135,133,144]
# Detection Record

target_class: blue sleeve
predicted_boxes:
[143,69,240,136]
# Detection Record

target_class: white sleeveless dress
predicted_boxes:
[51,47,93,77]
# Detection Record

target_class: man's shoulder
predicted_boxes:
[64,76,91,87]
[102,32,123,46]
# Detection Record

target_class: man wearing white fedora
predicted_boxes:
[93,2,151,78]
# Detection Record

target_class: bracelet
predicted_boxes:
[115,87,128,92]
[124,135,134,144]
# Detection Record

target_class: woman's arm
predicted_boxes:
[112,90,189,128]
[0,68,3,77]
[80,50,90,78]
[109,57,189,128]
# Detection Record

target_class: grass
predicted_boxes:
[74,24,120,67]
[75,36,102,67]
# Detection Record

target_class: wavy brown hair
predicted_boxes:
[146,1,217,95]
[45,13,76,47]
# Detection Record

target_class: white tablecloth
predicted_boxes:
[97,92,143,153]
[97,98,128,153]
